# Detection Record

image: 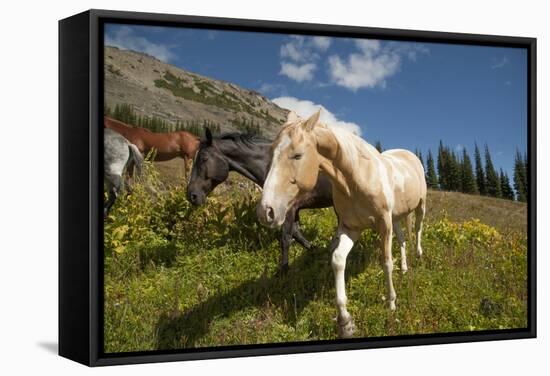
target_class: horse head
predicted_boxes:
[257,110,324,228]
[186,128,230,205]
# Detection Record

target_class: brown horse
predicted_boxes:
[104,116,200,177]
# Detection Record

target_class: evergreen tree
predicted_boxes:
[375,141,383,153]
[426,150,438,189]
[474,143,486,196]
[484,144,501,198]
[437,141,448,190]
[461,148,478,194]
[447,150,461,191]
[500,169,515,200]
[416,149,425,169]
[513,150,527,202]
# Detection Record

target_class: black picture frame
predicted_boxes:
[59,8,537,367]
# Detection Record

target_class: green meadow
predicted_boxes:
[103,160,527,353]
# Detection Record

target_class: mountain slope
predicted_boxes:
[104,46,288,137]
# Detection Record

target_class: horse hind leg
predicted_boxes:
[415,200,426,257]
[104,175,121,218]
[380,216,397,310]
[125,159,135,194]
[393,221,408,274]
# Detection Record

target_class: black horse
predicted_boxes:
[187,128,333,271]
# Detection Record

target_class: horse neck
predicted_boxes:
[181,132,200,156]
[107,120,132,135]
[216,139,270,186]
[313,127,376,196]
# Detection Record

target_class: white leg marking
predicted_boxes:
[415,204,425,257]
[332,232,355,338]
[381,224,397,310]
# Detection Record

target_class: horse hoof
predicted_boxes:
[389,301,396,311]
[401,265,408,274]
[337,317,355,339]
[277,264,289,276]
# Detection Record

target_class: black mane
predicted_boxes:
[200,132,272,148]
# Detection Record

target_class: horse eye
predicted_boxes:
[291,153,302,160]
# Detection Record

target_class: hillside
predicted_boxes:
[426,189,526,233]
[104,46,289,138]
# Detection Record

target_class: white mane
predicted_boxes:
[325,125,379,168]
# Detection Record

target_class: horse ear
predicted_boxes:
[205,127,213,145]
[302,109,321,132]
[286,111,299,123]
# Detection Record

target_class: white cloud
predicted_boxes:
[280,35,333,63]
[355,39,381,54]
[279,36,333,82]
[328,51,399,91]
[491,56,509,69]
[279,62,316,82]
[280,36,308,62]
[105,26,175,62]
[272,96,362,136]
[312,36,332,51]
[389,42,430,61]
[328,39,428,91]
[207,30,218,40]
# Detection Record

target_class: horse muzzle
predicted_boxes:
[257,201,285,228]
[187,190,206,206]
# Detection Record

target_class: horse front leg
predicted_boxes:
[380,216,397,310]
[290,209,311,250]
[182,156,189,181]
[279,213,294,274]
[332,227,358,338]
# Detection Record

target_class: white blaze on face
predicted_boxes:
[261,133,293,225]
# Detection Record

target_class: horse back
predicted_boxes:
[381,149,427,215]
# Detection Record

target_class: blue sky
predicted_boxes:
[105,23,527,177]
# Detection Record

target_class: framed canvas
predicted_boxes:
[59,9,537,366]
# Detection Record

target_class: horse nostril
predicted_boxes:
[266,206,275,223]
[190,193,197,203]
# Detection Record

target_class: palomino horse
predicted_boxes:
[186,128,333,272]
[257,110,427,338]
[104,116,200,177]
[104,128,144,217]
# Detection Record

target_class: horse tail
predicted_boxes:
[406,211,414,241]
[128,143,144,177]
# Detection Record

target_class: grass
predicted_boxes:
[103,161,528,353]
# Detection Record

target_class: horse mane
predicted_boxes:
[326,126,378,165]
[201,132,272,148]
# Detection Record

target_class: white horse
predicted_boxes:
[257,110,427,338]
[104,128,143,217]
